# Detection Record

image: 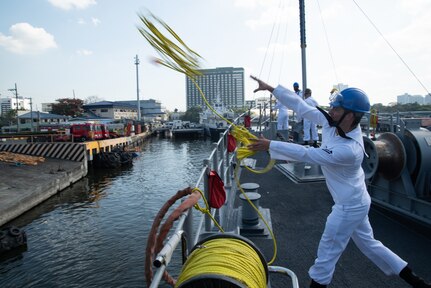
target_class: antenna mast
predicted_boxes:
[135,55,141,121]
[299,0,307,96]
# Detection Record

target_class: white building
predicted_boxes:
[0,96,31,116]
[83,101,138,120]
[397,93,425,105]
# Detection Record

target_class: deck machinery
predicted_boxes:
[363,119,431,228]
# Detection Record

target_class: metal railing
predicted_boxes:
[149,106,273,287]
[149,103,304,288]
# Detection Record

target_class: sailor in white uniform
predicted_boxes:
[274,99,289,130]
[303,88,319,146]
[248,75,431,288]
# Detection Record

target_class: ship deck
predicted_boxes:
[239,152,431,288]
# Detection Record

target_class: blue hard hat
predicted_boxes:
[330,87,370,113]
[293,82,299,87]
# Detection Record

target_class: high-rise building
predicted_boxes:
[186,67,244,110]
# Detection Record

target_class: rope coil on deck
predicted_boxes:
[175,234,268,288]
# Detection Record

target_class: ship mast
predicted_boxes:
[299,0,307,97]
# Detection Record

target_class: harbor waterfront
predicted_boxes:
[0,132,152,227]
[0,129,430,287]
[0,136,214,288]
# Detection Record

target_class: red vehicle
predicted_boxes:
[75,123,111,141]
[55,123,110,142]
[100,124,110,139]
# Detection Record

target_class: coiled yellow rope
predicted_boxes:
[175,238,267,288]
[230,125,276,174]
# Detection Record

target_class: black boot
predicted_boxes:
[303,141,309,146]
[400,266,431,288]
[310,279,327,288]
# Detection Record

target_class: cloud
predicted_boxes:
[76,49,93,56]
[76,17,101,26]
[234,0,279,9]
[399,0,431,16]
[91,18,101,26]
[243,2,295,30]
[48,0,97,10]
[0,23,57,55]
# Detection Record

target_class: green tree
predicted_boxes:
[51,98,84,117]
[0,110,17,128]
[181,106,202,123]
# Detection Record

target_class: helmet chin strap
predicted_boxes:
[316,107,352,140]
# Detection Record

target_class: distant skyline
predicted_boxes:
[1,0,431,111]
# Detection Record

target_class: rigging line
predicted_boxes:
[277,14,289,83]
[258,18,276,80]
[315,0,339,86]
[351,0,430,95]
[278,0,290,83]
[258,0,284,80]
[267,1,284,81]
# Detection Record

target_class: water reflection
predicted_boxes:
[0,137,213,288]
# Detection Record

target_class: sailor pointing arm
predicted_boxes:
[248,75,431,288]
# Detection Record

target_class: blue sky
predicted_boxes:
[1,0,430,112]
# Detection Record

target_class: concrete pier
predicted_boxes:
[0,158,86,226]
[0,132,151,227]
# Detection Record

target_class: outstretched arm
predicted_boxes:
[247,135,271,151]
[250,75,275,93]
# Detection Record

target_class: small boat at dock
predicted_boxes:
[170,120,205,138]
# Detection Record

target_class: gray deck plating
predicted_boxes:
[239,154,431,288]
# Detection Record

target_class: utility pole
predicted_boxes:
[8,83,19,133]
[30,97,34,132]
[135,55,141,121]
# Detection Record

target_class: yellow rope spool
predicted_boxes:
[175,234,268,288]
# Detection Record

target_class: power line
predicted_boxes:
[352,0,430,96]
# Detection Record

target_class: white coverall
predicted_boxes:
[270,85,407,285]
[303,96,319,142]
[274,100,289,130]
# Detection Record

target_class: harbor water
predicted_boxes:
[0,136,215,288]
